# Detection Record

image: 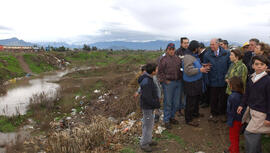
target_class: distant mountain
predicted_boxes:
[36,42,81,49]
[0,38,242,50]
[0,37,33,46]
[90,40,180,50]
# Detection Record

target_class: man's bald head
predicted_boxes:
[210,38,219,52]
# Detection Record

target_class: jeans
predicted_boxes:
[162,80,181,123]
[179,80,186,110]
[140,109,154,146]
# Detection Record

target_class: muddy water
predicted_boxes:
[0,67,91,152]
[0,67,91,116]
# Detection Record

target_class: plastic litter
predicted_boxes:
[94,89,100,93]
[155,126,166,134]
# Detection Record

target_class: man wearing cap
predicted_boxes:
[158,43,182,129]
[241,42,249,53]
[203,38,231,123]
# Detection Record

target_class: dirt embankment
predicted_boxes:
[16,55,32,74]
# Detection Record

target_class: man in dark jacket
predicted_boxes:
[203,38,231,123]
[243,38,260,75]
[138,63,160,152]
[199,43,210,108]
[175,37,189,56]
[175,37,189,116]
[158,43,181,129]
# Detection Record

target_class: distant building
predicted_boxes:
[0,45,39,52]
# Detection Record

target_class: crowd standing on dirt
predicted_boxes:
[136,37,270,153]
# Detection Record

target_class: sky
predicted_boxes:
[0,0,270,44]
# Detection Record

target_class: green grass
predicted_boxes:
[262,134,270,152]
[64,51,162,66]
[0,53,25,79]
[120,147,135,153]
[23,54,54,73]
[162,130,185,146]
[0,115,26,132]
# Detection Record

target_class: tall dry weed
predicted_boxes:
[47,115,113,153]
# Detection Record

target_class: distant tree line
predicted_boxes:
[41,44,98,52]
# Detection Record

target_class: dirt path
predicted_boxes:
[131,108,245,153]
[16,55,32,74]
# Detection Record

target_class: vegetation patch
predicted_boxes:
[162,130,185,146]
[23,54,55,74]
[0,53,25,80]
[0,115,27,132]
[262,134,270,152]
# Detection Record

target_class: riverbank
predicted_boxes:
[1,50,269,153]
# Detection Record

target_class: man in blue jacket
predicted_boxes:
[203,38,231,123]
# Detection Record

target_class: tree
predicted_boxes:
[91,46,97,51]
[83,44,91,51]
[57,46,66,52]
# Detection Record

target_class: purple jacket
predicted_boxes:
[157,54,182,83]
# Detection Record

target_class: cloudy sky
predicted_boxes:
[1,0,270,44]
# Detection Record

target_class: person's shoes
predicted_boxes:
[208,115,218,123]
[177,110,184,117]
[170,118,179,125]
[164,122,172,129]
[140,144,152,152]
[149,141,158,146]
[193,113,204,118]
[186,120,199,127]
[154,114,160,123]
[200,103,209,108]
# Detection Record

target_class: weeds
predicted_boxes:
[28,90,61,131]
[120,147,135,153]
[47,115,113,153]
[162,130,185,146]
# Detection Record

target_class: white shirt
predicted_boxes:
[216,48,220,56]
[254,71,267,82]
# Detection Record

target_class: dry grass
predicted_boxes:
[28,90,61,131]
[46,115,113,153]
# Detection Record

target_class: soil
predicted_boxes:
[132,108,239,153]
[3,53,269,153]
[58,66,238,153]
[16,55,32,74]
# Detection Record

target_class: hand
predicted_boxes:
[264,120,270,126]
[200,67,209,73]
[266,69,270,72]
[133,92,139,98]
[237,106,243,114]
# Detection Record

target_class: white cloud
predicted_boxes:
[0,0,270,43]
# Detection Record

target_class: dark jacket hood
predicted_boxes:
[138,72,152,84]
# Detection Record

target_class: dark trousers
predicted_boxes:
[209,87,227,116]
[185,95,200,123]
[244,131,262,153]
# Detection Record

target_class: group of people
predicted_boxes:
[137,37,270,153]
